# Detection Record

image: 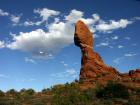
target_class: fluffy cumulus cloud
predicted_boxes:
[65,9,83,23]
[0,8,22,26]
[0,9,9,16]
[23,8,60,26]
[7,9,93,58]
[34,8,60,22]
[2,8,138,59]
[7,27,74,58]
[96,19,132,32]
[10,15,21,25]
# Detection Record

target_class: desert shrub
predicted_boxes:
[96,81,129,99]
[0,99,21,105]
[18,88,35,102]
[52,83,93,105]
[0,90,5,97]
[136,88,140,94]
[24,89,35,96]
[42,88,51,94]
[74,79,79,83]
[6,89,19,98]
[83,88,95,100]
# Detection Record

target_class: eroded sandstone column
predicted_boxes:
[74,20,118,81]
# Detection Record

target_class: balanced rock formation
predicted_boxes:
[74,20,119,81]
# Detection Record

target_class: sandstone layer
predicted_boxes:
[74,20,119,81]
[74,20,140,84]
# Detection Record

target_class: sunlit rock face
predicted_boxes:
[74,20,119,81]
[74,20,93,48]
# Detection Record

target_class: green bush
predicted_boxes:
[52,83,93,105]
[136,88,140,95]
[0,90,5,97]
[96,81,129,99]
[24,89,35,96]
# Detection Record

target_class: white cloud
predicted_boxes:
[60,61,68,67]
[23,8,60,27]
[7,10,76,58]
[96,19,132,32]
[113,52,138,64]
[7,26,74,58]
[0,41,5,48]
[25,57,36,64]
[65,9,83,23]
[51,68,77,78]
[113,57,124,64]
[124,53,137,57]
[124,37,131,40]
[0,9,9,16]
[34,8,60,22]
[10,15,21,25]
[118,45,124,48]
[92,14,100,22]
[80,14,100,25]
[2,9,138,58]
[132,17,140,21]
[65,10,99,32]
[96,42,109,47]
[112,36,119,40]
[66,68,76,75]
[93,34,99,38]
[23,21,42,26]
[65,9,100,26]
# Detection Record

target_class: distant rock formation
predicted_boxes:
[129,69,140,78]
[121,69,140,81]
[74,20,140,84]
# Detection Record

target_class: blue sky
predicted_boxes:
[0,0,140,91]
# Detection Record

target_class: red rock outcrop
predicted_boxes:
[129,69,140,78]
[74,20,119,81]
[73,20,140,90]
[121,69,140,81]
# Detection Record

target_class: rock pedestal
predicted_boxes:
[74,20,119,81]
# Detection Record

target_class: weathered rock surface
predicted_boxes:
[121,69,140,81]
[74,20,140,84]
[129,69,140,78]
[74,20,93,48]
[74,20,119,81]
